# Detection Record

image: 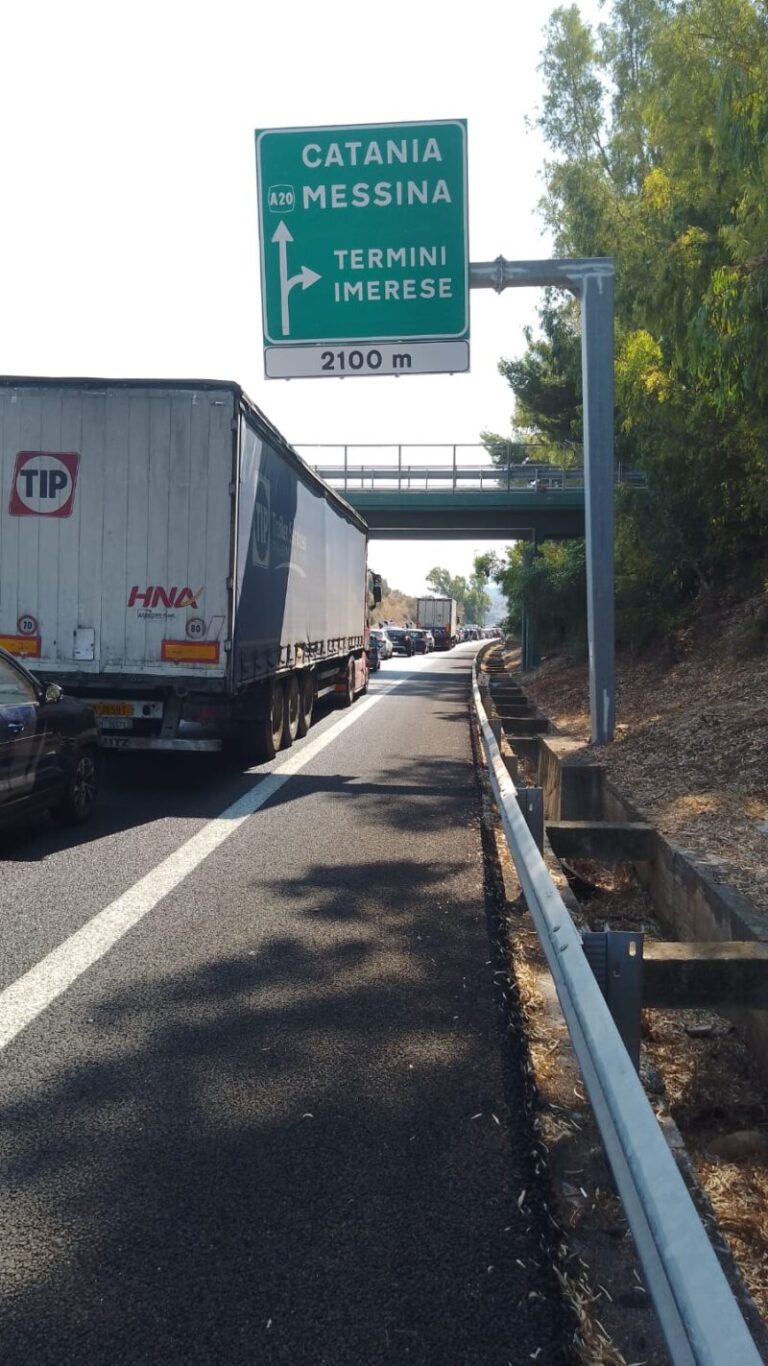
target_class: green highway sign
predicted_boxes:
[255,120,469,378]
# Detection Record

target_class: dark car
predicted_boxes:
[365,636,381,672]
[0,647,100,829]
[386,628,414,657]
[431,625,456,650]
[409,629,430,654]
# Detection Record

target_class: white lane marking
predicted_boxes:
[0,669,419,1052]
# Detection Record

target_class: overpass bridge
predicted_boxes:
[299,444,643,539]
[299,443,646,681]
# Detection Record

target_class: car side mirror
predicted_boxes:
[44,683,63,704]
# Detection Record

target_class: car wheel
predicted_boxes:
[53,747,99,826]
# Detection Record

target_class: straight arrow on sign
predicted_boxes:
[272,221,321,337]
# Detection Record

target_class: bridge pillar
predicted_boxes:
[521,541,540,673]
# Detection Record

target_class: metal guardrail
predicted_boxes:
[471,648,762,1366]
[297,444,646,494]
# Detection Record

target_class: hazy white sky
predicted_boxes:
[0,0,603,594]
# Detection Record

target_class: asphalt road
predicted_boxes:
[0,645,568,1365]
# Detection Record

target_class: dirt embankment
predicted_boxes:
[515,594,768,1328]
[523,594,768,920]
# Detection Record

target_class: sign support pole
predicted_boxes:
[469,256,615,744]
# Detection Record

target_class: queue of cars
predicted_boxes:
[366,625,437,669]
[460,625,504,642]
[365,621,504,670]
[367,621,502,661]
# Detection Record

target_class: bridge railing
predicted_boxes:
[297,444,645,492]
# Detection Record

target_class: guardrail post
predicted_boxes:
[582,930,644,1071]
[516,786,543,852]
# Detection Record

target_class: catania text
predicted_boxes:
[299,136,454,211]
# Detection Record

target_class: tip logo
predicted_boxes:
[251,477,271,566]
[9,451,80,518]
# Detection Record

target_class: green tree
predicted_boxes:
[494,541,588,653]
[491,0,768,648]
[425,565,491,627]
[497,295,583,448]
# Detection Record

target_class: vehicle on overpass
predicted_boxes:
[0,378,379,763]
[415,596,458,650]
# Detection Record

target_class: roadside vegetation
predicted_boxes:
[371,580,417,626]
[487,0,768,655]
[373,567,493,630]
[425,565,491,627]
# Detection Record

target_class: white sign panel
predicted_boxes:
[264,340,469,380]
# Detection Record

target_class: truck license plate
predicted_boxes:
[97,716,132,730]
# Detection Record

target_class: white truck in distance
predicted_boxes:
[415,597,458,650]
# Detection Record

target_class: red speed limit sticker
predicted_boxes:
[17,614,38,636]
[186,617,206,640]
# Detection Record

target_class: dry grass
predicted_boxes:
[486,633,768,1342]
[523,597,768,919]
[519,603,768,1320]
[645,1006,768,1321]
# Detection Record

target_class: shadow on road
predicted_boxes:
[0,867,569,1364]
[0,645,570,1361]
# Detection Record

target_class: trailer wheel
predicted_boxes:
[338,657,356,708]
[297,672,314,737]
[283,676,300,747]
[259,678,285,760]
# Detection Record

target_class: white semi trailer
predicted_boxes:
[415,596,458,649]
[0,377,376,760]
